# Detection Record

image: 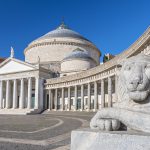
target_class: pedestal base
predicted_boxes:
[71,129,150,150]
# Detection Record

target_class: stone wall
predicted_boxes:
[61,58,96,76]
[24,38,100,64]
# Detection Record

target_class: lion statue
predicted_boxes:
[90,53,150,133]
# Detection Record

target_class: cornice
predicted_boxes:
[24,40,101,56]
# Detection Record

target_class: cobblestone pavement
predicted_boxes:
[0,111,95,150]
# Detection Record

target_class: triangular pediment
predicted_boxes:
[0,58,37,74]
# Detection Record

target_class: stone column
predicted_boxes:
[115,75,118,102]
[94,81,98,110]
[19,78,25,109]
[108,77,112,107]
[55,89,58,110]
[88,83,91,110]
[81,84,84,111]
[51,90,54,110]
[61,88,64,111]
[27,78,32,109]
[74,85,77,110]
[13,79,18,109]
[34,77,44,110]
[6,80,11,109]
[101,79,105,108]
[68,87,71,110]
[49,89,52,110]
[0,81,3,109]
[34,77,39,109]
[44,90,47,109]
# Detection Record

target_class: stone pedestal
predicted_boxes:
[71,129,150,150]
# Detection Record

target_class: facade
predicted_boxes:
[0,23,150,114]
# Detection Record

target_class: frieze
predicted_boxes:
[45,68,116,89]
[24,41,99,54]
[0,70,39,80]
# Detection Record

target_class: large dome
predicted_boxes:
[24,23,101,65]
[36,23,89,41]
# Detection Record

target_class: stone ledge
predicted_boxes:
[71,129,150,150]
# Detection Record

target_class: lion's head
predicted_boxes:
[117,54,150,103]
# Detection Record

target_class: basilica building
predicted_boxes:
[0,23,150,114]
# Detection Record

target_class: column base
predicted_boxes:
[93,109,97,112]
[67,109,70,111]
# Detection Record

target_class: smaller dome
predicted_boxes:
[63,48,93,61]
[61,48,97,76]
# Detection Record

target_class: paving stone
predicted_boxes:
[0,112,94,150]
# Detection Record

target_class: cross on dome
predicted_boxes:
[57,18,69,30]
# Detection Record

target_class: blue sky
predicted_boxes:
[0,0,149,61]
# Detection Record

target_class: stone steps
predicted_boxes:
[0,109,42,115]
[43,109,95,116]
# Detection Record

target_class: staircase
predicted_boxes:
[0,109,42,115]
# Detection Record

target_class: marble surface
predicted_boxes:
[90,54,150,133]
[71,129,150,150]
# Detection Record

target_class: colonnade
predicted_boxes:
[0,77,40,110]
[46,75,116,111]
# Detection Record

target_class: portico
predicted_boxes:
[0,56,47,114]
[0,78,38,109]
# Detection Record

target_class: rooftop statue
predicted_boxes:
[90,53,150,133]
[10,46,14,58]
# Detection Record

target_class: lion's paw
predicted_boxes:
[90,119,120,131]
